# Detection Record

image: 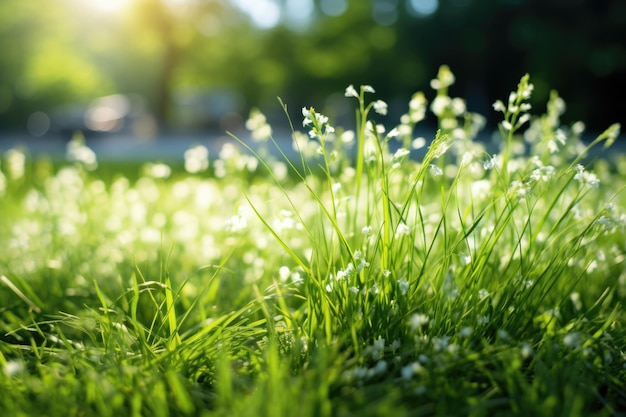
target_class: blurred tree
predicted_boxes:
[0,1,114,129]
[0,0,623,134]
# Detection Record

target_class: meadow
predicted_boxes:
[1,67,625,416]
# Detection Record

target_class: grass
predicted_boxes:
[1,66,625,416]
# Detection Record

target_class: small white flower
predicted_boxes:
[370,283,380,295]
[362,85,375,94]
[432,336,450,352]
[459,327,472,337]
[66,137,97,170]
[361,225,372,236]
[460,253,471,265]
[410,313,429,331]
[386,127,399,138]
[184,145,209,173]
[508,92,517,103]
[520,343,533,358]
[371,360,388,376]
[245,109,273,141]
[521,83,534,99]
[572,121,585,135]
[430,139,450,159]
[497,329,510,341]
[412,137,426,149]
[492,100,506,113]
[396,222,411,236]
[345,84,358,98]
[451,97,466,115]
[373,100,388,115]
[278,266,291,282]
[341,130,355,143]
[373,338,385,352]
[508,180,531,200]
[401,362,423,380]
[224,213,248,233]
[390,339,401,351]
[517,113,530,127]
[3,360,24,377]
[397,277,409,295]
[570,292,582,311]
[429,164,443,177]
[563,332,581,348]
[547,139,559,154]
[431,96,451,117]
[393,148,410,159]
[144,162,171,179]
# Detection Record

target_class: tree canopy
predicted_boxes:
[0,0,624,135]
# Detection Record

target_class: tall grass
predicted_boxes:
[1,67,625,416]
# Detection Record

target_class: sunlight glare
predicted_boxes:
[90,0,128,13]
[232,0,281,29]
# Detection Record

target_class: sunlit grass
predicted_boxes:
[1,67,625,416]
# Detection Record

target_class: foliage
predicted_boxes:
[1,1,625,131]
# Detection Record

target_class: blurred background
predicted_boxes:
[0,0,624,157]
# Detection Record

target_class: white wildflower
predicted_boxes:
[245,109,272,142]
[432,336,450,352]
[390,339,401,351]
[144,162,171,179]
[460,253,472,265]
[497,329,510,341]
[344,84,358,98]
[362,85,375,94]
[373,100,388,115]
[563,332,581,349]
[184,145,209,173]
[66,136,97,170]
[396,222,411,236]
[451,97,466,115]
[369,360,388,377]
[278,266,291,282]
[520,343,533,358]
[341,130,355,143]
[492,100,506,113]
[397,277,409,295]
[410,313,429,331]
[429,164,443,177]
[386,127,399,138]
[508,180,530,200]
[370,283,379,295]
[431,96,450,117]
[393,148,410,160]
[459,327,472,337]
[401,362,424,380]
[412,137,426,149]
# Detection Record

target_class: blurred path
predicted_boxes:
[0,130,273,162]
[0,129,622,164]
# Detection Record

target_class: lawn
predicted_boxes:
[1,67,625,416]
